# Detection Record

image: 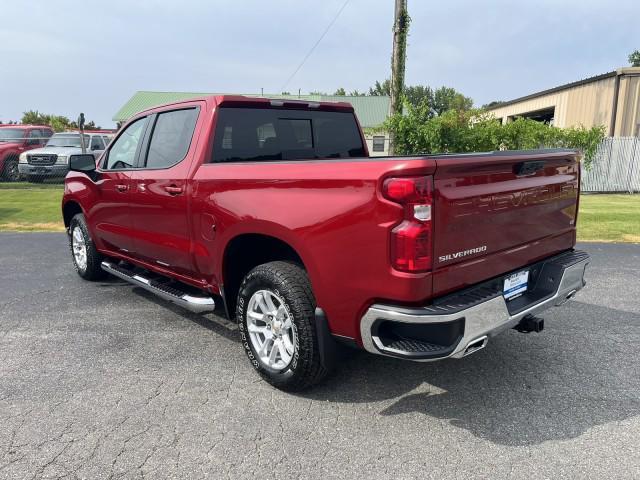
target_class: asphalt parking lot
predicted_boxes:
[1,233,639,479]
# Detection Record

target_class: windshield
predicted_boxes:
[45,134,89,148]
[0,129,25,143]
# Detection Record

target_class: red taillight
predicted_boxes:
[383,176,433,272]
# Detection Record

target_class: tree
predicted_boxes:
[482,100,505,109]
[333,87,346,96]
[629,50,640,67]
[369,79,391,96]
[367,79,473,115]
[20,110,100,132]
[431,87,473,116]
[308,90,328,95]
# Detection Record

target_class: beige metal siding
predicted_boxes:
[615,75,640,136]
[563,77,615,129]
[486,69,640,136]
[488,92,566,125]
[487,77,615,131]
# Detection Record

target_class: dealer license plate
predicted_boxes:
[503,270,529,300]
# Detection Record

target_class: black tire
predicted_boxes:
[2,157,20,182]
[68,213,107,281]
[237,261,328,391]
[28,175,45,183]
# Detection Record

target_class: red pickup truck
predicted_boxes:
[0,124,53,181]
[62,96,589,390]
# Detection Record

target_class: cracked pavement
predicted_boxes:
[1,233,639,479]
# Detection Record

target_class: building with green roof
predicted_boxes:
[113,91,391,155]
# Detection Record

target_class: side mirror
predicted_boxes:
[69,154,98,179]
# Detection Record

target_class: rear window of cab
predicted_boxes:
[211,107,365,163]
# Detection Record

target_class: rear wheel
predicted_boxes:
[2,157,20,182]
[69,213,106,281]
[237,261,328,391]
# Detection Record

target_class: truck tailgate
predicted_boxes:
[432,150,580,295]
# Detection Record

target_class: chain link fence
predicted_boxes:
[581,137,640,193]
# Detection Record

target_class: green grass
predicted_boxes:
[0,185,638,242]
[0,183,65,232]
[577,194,640,243]
[0,181,64,190]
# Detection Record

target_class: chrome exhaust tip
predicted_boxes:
[463,336,488,356]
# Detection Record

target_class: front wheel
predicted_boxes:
[68,213,106,281]
[3,158,20,182]
[237,261,328,391]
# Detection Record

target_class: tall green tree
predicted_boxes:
[21,110,100,132]
[369,79,391,96]
[333,87,346,96]
[482,100,505,109]
[368,79,473,114]
[629,50,640,67]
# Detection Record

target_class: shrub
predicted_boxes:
[385,105,605,168]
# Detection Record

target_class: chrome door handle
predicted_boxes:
[164,185,183,195]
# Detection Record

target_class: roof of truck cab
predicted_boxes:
[0,124,52,129]
[129,94,357,121]
[114,91,390,127]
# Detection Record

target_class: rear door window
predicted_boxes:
[28,129,42,146]
[211,107,365,163]
[90,135,105,151]
[144,108,199,169]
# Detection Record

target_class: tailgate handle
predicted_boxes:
[514,161,545,176]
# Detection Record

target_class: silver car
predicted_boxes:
[18,132,109,182]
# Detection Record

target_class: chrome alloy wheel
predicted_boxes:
[71,226,88,271]
[246,289,296,370]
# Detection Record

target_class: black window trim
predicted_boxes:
[98,116,151,172]
[136,106,201,171]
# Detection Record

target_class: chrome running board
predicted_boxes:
[101,261,216,314]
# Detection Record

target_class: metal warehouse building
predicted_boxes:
[486,67,640,137]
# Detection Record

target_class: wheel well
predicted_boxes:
[62,202,83,229]
[222,234,305,319]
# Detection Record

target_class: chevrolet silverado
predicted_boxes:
[62,95,589,390]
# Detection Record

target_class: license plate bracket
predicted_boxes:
[503,270,529,300]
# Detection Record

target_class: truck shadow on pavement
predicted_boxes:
[305,301,640,447]
[116,282,640,448]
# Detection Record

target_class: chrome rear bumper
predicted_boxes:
[360,250,589,361]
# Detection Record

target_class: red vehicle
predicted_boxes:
[0,125,53,181]
[62,96,589,390]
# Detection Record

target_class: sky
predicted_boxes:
[1,0,637,128]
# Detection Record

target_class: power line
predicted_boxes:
[280,0,351,92]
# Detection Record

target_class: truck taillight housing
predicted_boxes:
[383,176,433,272]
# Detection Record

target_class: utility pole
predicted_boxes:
[388,0,409,155]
